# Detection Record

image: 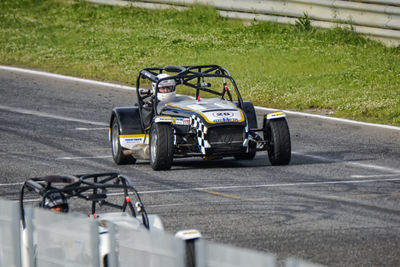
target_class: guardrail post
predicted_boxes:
[175,229,202,267]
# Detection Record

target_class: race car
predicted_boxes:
[19,172,201,267]
[110,65,291,170]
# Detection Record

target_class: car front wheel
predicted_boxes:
[264,118,291,165]
[150,123,174,170]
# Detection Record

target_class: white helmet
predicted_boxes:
[153,73,176,102]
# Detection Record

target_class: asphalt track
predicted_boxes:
[0,67,399,266]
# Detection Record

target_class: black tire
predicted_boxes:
[111,118,136,165]
[150,123,174,170]
[264,118,291,165]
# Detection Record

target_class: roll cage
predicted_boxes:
[136,65,245,128]
[20,172,149,229]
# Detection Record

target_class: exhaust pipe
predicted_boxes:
[123,144,150,160]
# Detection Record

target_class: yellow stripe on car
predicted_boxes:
[265,111,286,119]
[119,134,148,138]
[167,104,245,124]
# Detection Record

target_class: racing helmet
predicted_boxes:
[43,192,69,212]
[153,73,176,102]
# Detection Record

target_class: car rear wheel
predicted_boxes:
[264,118,291,165]
[111,118,136,165]
[150,123,174,170]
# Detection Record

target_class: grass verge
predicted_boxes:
[1,0,399,125]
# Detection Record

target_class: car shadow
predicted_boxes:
[171,156,269,170]
[169,150,376,171]
[290,151,377,166]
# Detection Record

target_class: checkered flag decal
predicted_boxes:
[191,115,211,155]
[191,114,251,155]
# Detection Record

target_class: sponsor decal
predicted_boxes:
[205,110,243,123]
[213,118,239,123]
[201,110,243,123]
[174,117,191,126]
[266,111,286,120]
[212,111,234,118]
[125,138,143,142]
[155,116,173,123]
[167,103,244,124]
[120,134,149,149]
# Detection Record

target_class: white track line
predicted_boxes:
[0,182,23,186]
[292,152,400,174]
[256,106,400,131]
[351,174,400,178]
[56,156,112,160]
[75,127,108,131]
[15,178,400,201]
[138,177,400,194]
[55,151,400,174]
[0,104,107,126]
[1,65,399,131]
[0,113,396,173]
[0,65,135,91]
[347,162,400,174]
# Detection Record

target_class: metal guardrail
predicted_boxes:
[95,0,400,45]
[353,0,400,7]
[0,198,324,267]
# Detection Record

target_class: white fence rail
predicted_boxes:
[116,224,186,267]
[0,198,324,267]
[25,207,100,267]
[92,0,400,45]
[195,240,277,267]
[0,200,21,267]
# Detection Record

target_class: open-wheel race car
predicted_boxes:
[19,172,201,267]
[110,65,291,170]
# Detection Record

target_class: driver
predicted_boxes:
[43,192,69,213]
[153,73,176,102]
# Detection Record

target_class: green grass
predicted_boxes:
[1,0,399,125]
